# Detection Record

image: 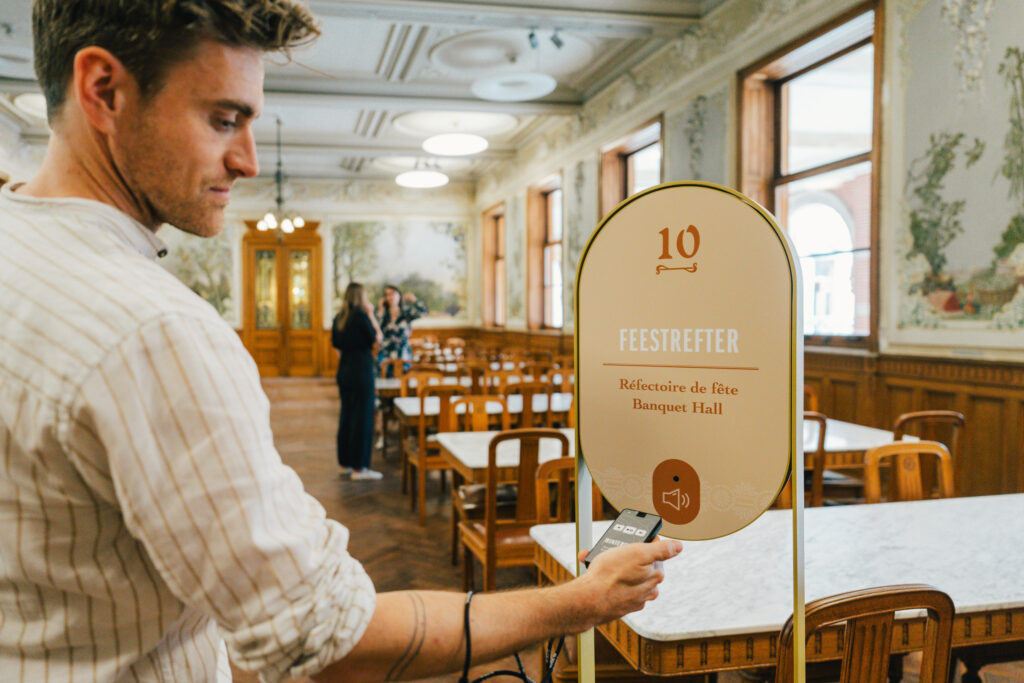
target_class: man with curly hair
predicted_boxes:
[0,1,681,680]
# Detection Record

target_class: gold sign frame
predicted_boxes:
[572,181,806,682]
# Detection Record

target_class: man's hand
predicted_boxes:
[568,537,682,631]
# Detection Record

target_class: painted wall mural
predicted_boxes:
[505,195,526,326]
[158,226,237,325]
[665,86,729,185]
[895,0,1024,341]
[331,220,467,323]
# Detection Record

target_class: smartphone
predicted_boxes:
[583,509,663,567]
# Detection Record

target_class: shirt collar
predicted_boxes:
[2,183,169,260]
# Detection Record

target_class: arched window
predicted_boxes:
[789,200,856,335]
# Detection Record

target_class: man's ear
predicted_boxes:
[72,46,134,135]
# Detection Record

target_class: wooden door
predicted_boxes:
[242,222,322,376]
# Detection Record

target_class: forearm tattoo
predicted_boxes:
[385,592,427,681]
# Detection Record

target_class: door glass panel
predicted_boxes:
[255,249,278,330]
[289,250,312,330]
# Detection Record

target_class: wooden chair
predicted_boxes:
[451,395,510,433]
[379,357,407,379]
[459,428,570,591]
[804,383,820,412]
[399,370,443,397]
[863,441,954,504]
[506,381,551,428]
[481,369,523,395]
[448,395,511,563]
[775,411,828,509]
[404,384,461,525]
[535,456,604,524]
[775,584,954,683]
[398,371,445,492]
[455,358,489,394]
[893,410,965,496]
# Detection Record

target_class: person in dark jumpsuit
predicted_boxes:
[332,282,383,480]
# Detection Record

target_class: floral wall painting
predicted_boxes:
[665,87,729,185]
[894,0,1024,344]
[331,220,467,323]
[158,226,236,325]
[505,195,526,326]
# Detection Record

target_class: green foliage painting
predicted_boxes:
[994,46,1024,263]
[162,231,234,317]
[904,132,984,292]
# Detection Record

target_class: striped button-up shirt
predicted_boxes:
[0,185,376,682]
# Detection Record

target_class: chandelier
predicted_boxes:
[256,117,305,236]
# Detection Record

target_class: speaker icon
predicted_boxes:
[661,488,690,511]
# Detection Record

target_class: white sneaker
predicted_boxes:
[351,469,383,481]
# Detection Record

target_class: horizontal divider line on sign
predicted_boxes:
[602,363,760,371]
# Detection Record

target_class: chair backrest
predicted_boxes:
[400,370,443,397]
[506,381,551,428]
[805,411,827,507]
[455,358,489,394]
[804,383,820,412]
[893,410,965,494]
[535,456,603,523]
[775,584,954,683]
[482,369,524,395]
[486,429,570,529]
[863,441,954,503]
[379,357,407,379]
[774,411,828,509]
[418,384,462,435]
[521,361,550,382]
[451,395,510,432]
[549,369,574,395]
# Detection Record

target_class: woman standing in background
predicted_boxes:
[377,284,427,375]
[332,282,384,480]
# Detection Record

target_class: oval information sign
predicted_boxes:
[576,182,801,540]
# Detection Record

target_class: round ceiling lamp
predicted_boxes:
[395,168,450,189]
[422,132,489,156]
[471,72,556,102]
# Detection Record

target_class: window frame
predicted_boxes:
[738,1,881,350]
[527,176,563,330]
[600,118,663,219]
[543,187,564,329]
[481,203,506,327]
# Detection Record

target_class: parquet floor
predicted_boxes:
[231,378,1022,683]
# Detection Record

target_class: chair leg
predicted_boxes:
[450,494,459,565]
[484,550,496,592]
[462,545,474,592]
[418,464,427,525]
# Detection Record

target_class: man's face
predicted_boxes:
[112,41,263,236]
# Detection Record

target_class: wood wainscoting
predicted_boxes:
[806,350,1024,497]
[265,325,1024,498]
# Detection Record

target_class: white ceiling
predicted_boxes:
[0,0,726,182]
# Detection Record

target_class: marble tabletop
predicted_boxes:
[531,494,1024,641]
[394,392,574,418]
[436,428,576,470]
[805,418,914,454]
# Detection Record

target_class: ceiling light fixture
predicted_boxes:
[528,29,539,50]
[550,29,564,50]
[396,160,449,188]
[422,132,489,156]
[256,117,305,237]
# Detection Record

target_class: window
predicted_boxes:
[544,188,564,328]
[527,178,563,329]
[600,119,662,218]
[482,204,506,326]
[740,4,878,345]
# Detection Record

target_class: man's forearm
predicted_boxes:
[313,584,589,683]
